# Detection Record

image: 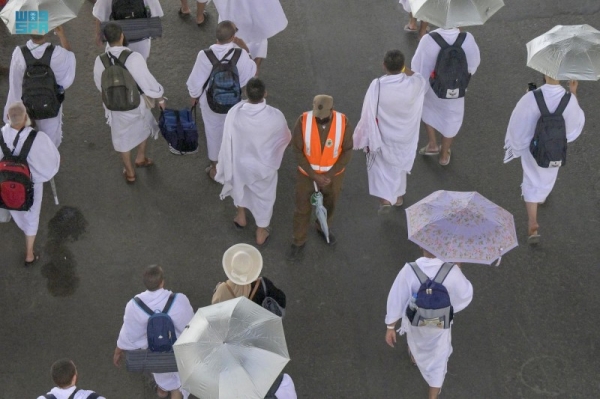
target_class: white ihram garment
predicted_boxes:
[1,125,60,236]
[354,73,427,204]
[4,40,76,148]
[504,84,584,202]
[412,28,481,138]
[215,100,290,227]
[386,257,473,388]
[399,0,411,13]
[93,46,164,152]
[92,0,164,60]
[37,386,105,399]
[117,288,194,397]
[211,0,288,59]
[186,42,256,161]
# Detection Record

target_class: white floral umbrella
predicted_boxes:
[173,297,290,399]
[405,190,518,265]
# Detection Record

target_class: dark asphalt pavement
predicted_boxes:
[1,1,599,398]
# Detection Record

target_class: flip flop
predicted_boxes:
[233,221,246,230]
[378,204,392,215]
[122,169,136,184]
[205,165,217,182]
[404,24,418,32]
[418,145,440,156]
[394,198,404,207]
[439,150,452,166]
[135,158,153,168]
[527,233,541,245]
[197,11,209,26]
[24,253,39,267]
[257,234,271,248]
[178,8,191,17]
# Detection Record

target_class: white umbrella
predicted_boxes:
[408,0,505,29]
[173,297,290,399]
[526,24,600,81]
[0,0,85,34]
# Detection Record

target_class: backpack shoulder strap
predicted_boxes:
[43,395,57,399]
[0,133,11,157]
[39,44,55,66]
[433,262,455,284]
[17,130,38,161]
[219,48,236,63]
[133,296,154,316]
[409,262,428,284]
[86,393,101,399]
[67,388,80,399]
[265,373,285,398]
[162,293,177,313]
[532,89,550,116]
[204,49,219,65]
[230,48,242,65]
[453,32,467,47]
[553,92,572,116]
[117,50,133,68]
[429,32,449,49]
[100,53,112,69]
[20,45,36,65]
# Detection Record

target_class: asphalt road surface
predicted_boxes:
[1,0,599,398]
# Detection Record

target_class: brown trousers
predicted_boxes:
[292,170,345,246]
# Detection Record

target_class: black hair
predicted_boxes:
[383,50,405,73]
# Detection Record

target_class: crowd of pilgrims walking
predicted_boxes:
[0,0,586,398]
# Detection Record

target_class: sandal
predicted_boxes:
[197,11,209,26]
[24,253,39,267]
[135,158,153,168]
[256,227,271,247]
[205,165,217,182]
[439,149,452,166]
[404,24,418,32]
[178,8,191,17]
[123,169,136,184]
[418,145,440,156]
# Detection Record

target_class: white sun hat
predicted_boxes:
[222,244,263,285]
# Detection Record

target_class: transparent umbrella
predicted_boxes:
[526,24,600,81]
[405,190,518,265]
[408,0,505,29]
[0,0,85,34]
[173,297,290,399]
[311,181,329,243]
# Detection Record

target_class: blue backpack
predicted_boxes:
[405,262,454,329]
[134,293,177,352]
[202,48,242,114]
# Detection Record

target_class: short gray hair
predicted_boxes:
[7,102,30,127]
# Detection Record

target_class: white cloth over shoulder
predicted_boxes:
[215,100,290,227]
[504,84,584,202]
[386,257,473,388]
[4,40,76,148]
[93,0,164,60]
[37,386,106,399]
[412,28,481,137]
[93,46,163,152]
[275,374,298,399]
[399,0,411,13]
[354,73,427,203]
[117,288,194,398]
[1,125,60,236]
[186,42,256,161]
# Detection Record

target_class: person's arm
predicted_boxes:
[232,36,250,55]
[54,26,71,51]
[292,116,315,179]
[325,116,354,178]
[187,51,210,106]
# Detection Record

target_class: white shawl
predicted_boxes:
[211,0,288,42]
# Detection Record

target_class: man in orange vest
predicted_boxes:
[287,95,354,261]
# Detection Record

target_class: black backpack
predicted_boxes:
[202,48,242,114]
[429,32,471,99]
[264,373,284,399]
[21,45,63,120]
[111,0,148,20]
[530,89,571,168]
[44,389,100,399]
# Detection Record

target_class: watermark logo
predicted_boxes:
[15,10,49,34]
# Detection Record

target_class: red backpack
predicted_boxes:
[0,128,37,211]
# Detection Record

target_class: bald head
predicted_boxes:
[6,102,30,129]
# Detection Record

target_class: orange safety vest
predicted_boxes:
[299,110,346,176]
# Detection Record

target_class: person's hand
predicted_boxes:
[569,80,578,96]
[113,347,124,367]
[232,36,247,48]
[190,97,198,107]
[54,25,65,37]
[313,174,331,187]
[385,328,397,348]
[403,66,414,76]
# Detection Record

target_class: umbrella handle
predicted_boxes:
[493,248,503,266]
[313,181,318,192]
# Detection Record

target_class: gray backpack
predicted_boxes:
[100,50,141,111]
[405,262,454,329]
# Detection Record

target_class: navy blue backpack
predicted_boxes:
[405,262,454,329]
[202,48,242,114]
[159,107,199,155]
[134,293,177,352]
